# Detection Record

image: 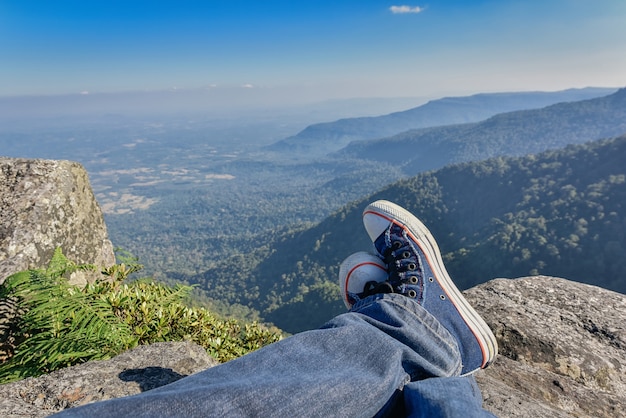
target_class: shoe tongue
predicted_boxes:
[373,232,391,257]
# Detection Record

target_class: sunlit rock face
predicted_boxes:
[0,157,115,286]
[468,276,626,418]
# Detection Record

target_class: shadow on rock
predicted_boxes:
[119,367,187,392]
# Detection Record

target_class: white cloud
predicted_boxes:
[241,83,255,88]
[390,5,424,14]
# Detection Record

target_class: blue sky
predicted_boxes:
[1,0,625,101]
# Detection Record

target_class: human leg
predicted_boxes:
[52,293,462,418]
[53,200,498,417]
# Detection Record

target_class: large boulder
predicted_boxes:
[467,276,626,418]
[0,157,115,286]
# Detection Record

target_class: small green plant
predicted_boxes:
[0,248,132,382]
[0,249,281,383]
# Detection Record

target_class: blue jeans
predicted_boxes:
[53,294,494,417]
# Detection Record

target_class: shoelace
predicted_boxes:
[356,238,424,301]
[382,239,422,299]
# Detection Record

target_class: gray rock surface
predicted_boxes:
[467,276,626,418]
[0,157,115,286]
[0,341,218,418]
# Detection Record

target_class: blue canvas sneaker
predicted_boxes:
[362,200,498,375]
[339,251,389,309]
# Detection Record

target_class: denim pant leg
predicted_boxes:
[403,376,496,418]
[53,294,465,418]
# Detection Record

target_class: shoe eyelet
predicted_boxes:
[407,289,417,298]
[407,263,417,271]
[439,294,446,300]
[428,277,434,282]
[392,241,402,249]
[408,275,418,284]
[402,251,411,259]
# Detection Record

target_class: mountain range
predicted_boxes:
[335,88,626,174]
[270,87,617,155]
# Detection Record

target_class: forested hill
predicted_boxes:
[188,134,626,333]
[269,87,616,155]
[337,87,626,174]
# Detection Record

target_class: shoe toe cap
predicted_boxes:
[362,212,391,241]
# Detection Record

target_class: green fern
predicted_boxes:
[0,250,132,382]
[0,248,282,384]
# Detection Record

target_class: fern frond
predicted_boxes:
[0,252,282,383]
[45,247,97,278]
[0,263,133,382]
[46,247,74,277]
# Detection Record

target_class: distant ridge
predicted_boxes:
[269,87,617,155]
[337,87,626,174]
